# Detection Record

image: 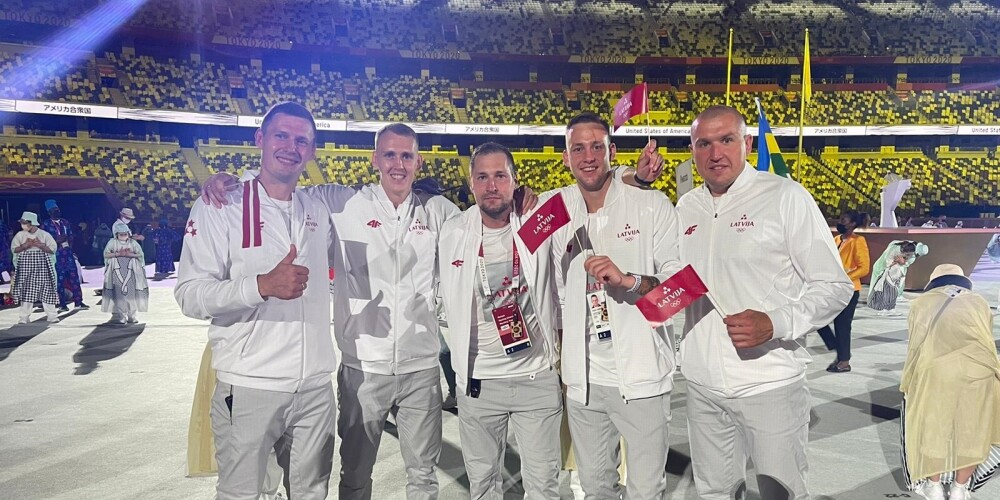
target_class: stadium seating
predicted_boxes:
[242,66,352,119]
[127,0,215,33]
[468,89,571,125]
[106,52,236,113]
[362,76,457,123]
[914,90,1000,125]
[816,151,990,215]
[6,46,999,130]
[3,0,1000,57]
[0,51,110,104]
[0,139,200,220]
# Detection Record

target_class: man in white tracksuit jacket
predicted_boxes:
[437,142,563,499]
[677,105,853,499]
[549,112,683,500]
[176,102,337,500]
[307,124,459,500]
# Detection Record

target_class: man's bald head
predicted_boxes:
[691,105,748,141]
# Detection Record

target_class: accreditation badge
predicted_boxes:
[492,301,532,355]
[588,290,612,342]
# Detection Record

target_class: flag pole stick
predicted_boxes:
[707,290,729,318]
[796,29,809,172]
[726,28,734,106]
[644,82,651,144]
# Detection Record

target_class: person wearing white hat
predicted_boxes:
[10,211,60,323]
[101,222,149,324]
[902,264,1000,500]
[116,208,144,242]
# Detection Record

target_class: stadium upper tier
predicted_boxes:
[3,48,999,127]
[3,134,997,221]
[1,0,999,57]
[0,137,200,220]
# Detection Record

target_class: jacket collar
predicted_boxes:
[372,183,413,218]
[698,161,756,200]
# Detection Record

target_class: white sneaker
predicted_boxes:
[917,480,946,500]
[126,316,138,324]
[46,316,60,323]
[17,317,29,324]
[442,394,457,410]
[949,480,971,500]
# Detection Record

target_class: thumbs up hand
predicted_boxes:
[256,245,310,300]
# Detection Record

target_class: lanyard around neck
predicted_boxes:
[477,225,520,299]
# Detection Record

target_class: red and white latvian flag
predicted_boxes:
[612,82,648,132]
[517,193,571,254]
[635,265,708,324]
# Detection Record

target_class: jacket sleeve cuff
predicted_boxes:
[767,308,794,341]
[242,276,266,307]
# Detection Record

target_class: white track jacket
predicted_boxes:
[304,183,460,375]
[175,180,336,393]
[676,165,853,398]
[437,206,561,395]
[550,178,684,404]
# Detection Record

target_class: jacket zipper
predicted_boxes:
[392,208,402,375]
[297,215,306,393]
[708,199,730,393]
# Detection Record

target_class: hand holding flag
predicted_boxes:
[517,193,571,254]
[635,139,664,184]
[724,310,775,349]
[612,83,648,132]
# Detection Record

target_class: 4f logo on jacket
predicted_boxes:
[367,219,382,229]
[684,225,697,236]
[451,260,464,267]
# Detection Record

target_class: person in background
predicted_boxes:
[41,199,88,311]
[901,264,1000,500]
[101,222,149,324]
[149,218,180,278]
[0,217,13,284]
[817,210,870,373]
[93,221,113,259]
[11,211,60,324]
[868,240,928,317]
[116,207,139,236]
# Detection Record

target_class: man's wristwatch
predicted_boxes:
[626,273,643,293]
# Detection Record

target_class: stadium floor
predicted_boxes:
[2,256,1000,500]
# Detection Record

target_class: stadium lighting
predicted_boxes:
[1,0,147,123]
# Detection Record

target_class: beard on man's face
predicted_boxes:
[480,200,512,220]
